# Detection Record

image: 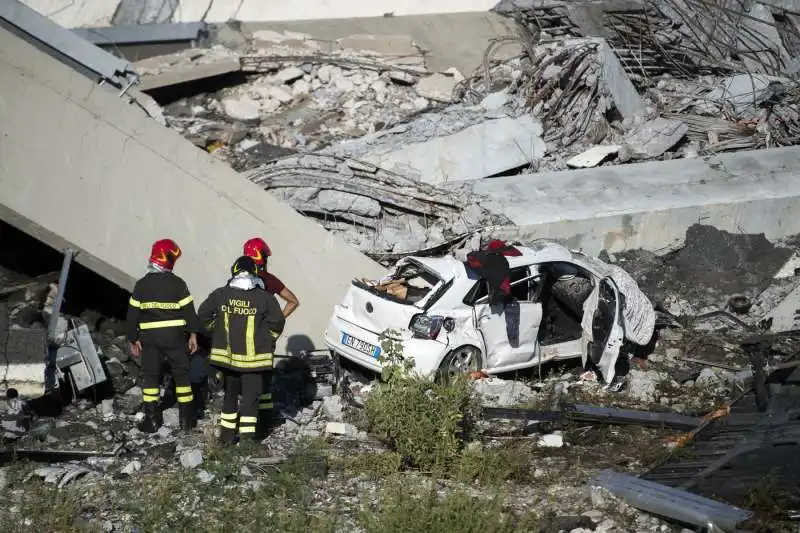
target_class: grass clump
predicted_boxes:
[454,443,532,486]
[360,478,546,533]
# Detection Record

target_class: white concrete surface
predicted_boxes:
[21,0,501,25]
[0,25,384,353]
[242,12,519,74]
[21,0,117,28]
[18,1,517,75]
[474,147,800,256]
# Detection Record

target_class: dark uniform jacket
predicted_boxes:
[197,283,285,372]
[126,272,199,348]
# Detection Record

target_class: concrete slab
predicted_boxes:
[19,1,517,76]
[241,12,519,74]
[566,145,621,168]
[470,146,800,256]
[597,39,646,120]
[136,57,241,91]
[21,0,117,27]
[183,0,502,23]
[765,283,800,333]
[0,26,385,353]
[361,116,546,183]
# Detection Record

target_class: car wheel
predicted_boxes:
[437,345,483,381]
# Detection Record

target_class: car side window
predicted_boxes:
[463,266,534,305]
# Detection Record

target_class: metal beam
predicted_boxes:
[482,403,701,430]
[71,22,209,47]
[594,470,753,532]
[0,0,138,92]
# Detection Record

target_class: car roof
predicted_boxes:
[408,256,464,281]
[506,241,576,267]
[410,240,599,281]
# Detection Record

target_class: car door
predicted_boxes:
[581,276,625,383]
[473,266,543,370]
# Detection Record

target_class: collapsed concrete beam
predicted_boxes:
[471,146,800,256]
[240,13,519,74]
[0,25,385,354]
[358,116,547,183]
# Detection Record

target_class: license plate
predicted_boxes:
[341,332,381,359]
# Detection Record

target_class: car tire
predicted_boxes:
[436,345,483,382]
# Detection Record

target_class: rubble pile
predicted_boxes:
[245,153,511,258]
[495,0,797,77]
[606,224,799,319]
[443,0,800,171]
[152,32,464,168]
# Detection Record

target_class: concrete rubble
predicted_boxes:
[4,3,800,531]
[109,7,800,262]
[244,153,511,258]
[3,229,800,530]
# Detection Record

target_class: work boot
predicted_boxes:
[138,403,162,433]
[179,403,195,431]
[219,427,237,446]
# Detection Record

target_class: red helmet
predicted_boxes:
[150,239,182,270]
[243,237,271,266]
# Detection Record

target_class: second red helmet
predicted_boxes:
[243,237,271,266]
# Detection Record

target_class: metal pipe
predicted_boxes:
[47,248,74,341]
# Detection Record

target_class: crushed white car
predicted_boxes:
[324,241,655,384]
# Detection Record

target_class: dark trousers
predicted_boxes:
[220,370,263,439]
[140,342,193,406]
[259,372,273,414]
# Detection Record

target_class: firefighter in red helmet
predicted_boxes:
[242,237,299,436]
[126,239,200,433]
[242,238,300,319]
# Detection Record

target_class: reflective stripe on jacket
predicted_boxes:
[197,284,285,372]
[126,272,199,345]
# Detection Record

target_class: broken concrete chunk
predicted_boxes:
[292,79,311,97]
[566,145,621,168]
[162,407,179,428]
[706,74,789,113]
[537,431,564,448]
[415,73,458,103]
[121,460,141,476]
[623,118,688,159]
[276,66,305,84]
[473,377,535,407]
[180,449,204,469]
[317,190,382,217]
[325,421,358,436]
[388,71,417,85]
[597,40,646,120]
[361,115,546,183]
[267,85,293,104]
[481,91,510,115]
[222,96,261,123]
[196,469,216,484]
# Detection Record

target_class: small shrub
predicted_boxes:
[364,374,481,470]
[377,328,415,383]
[364,328,482,470]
